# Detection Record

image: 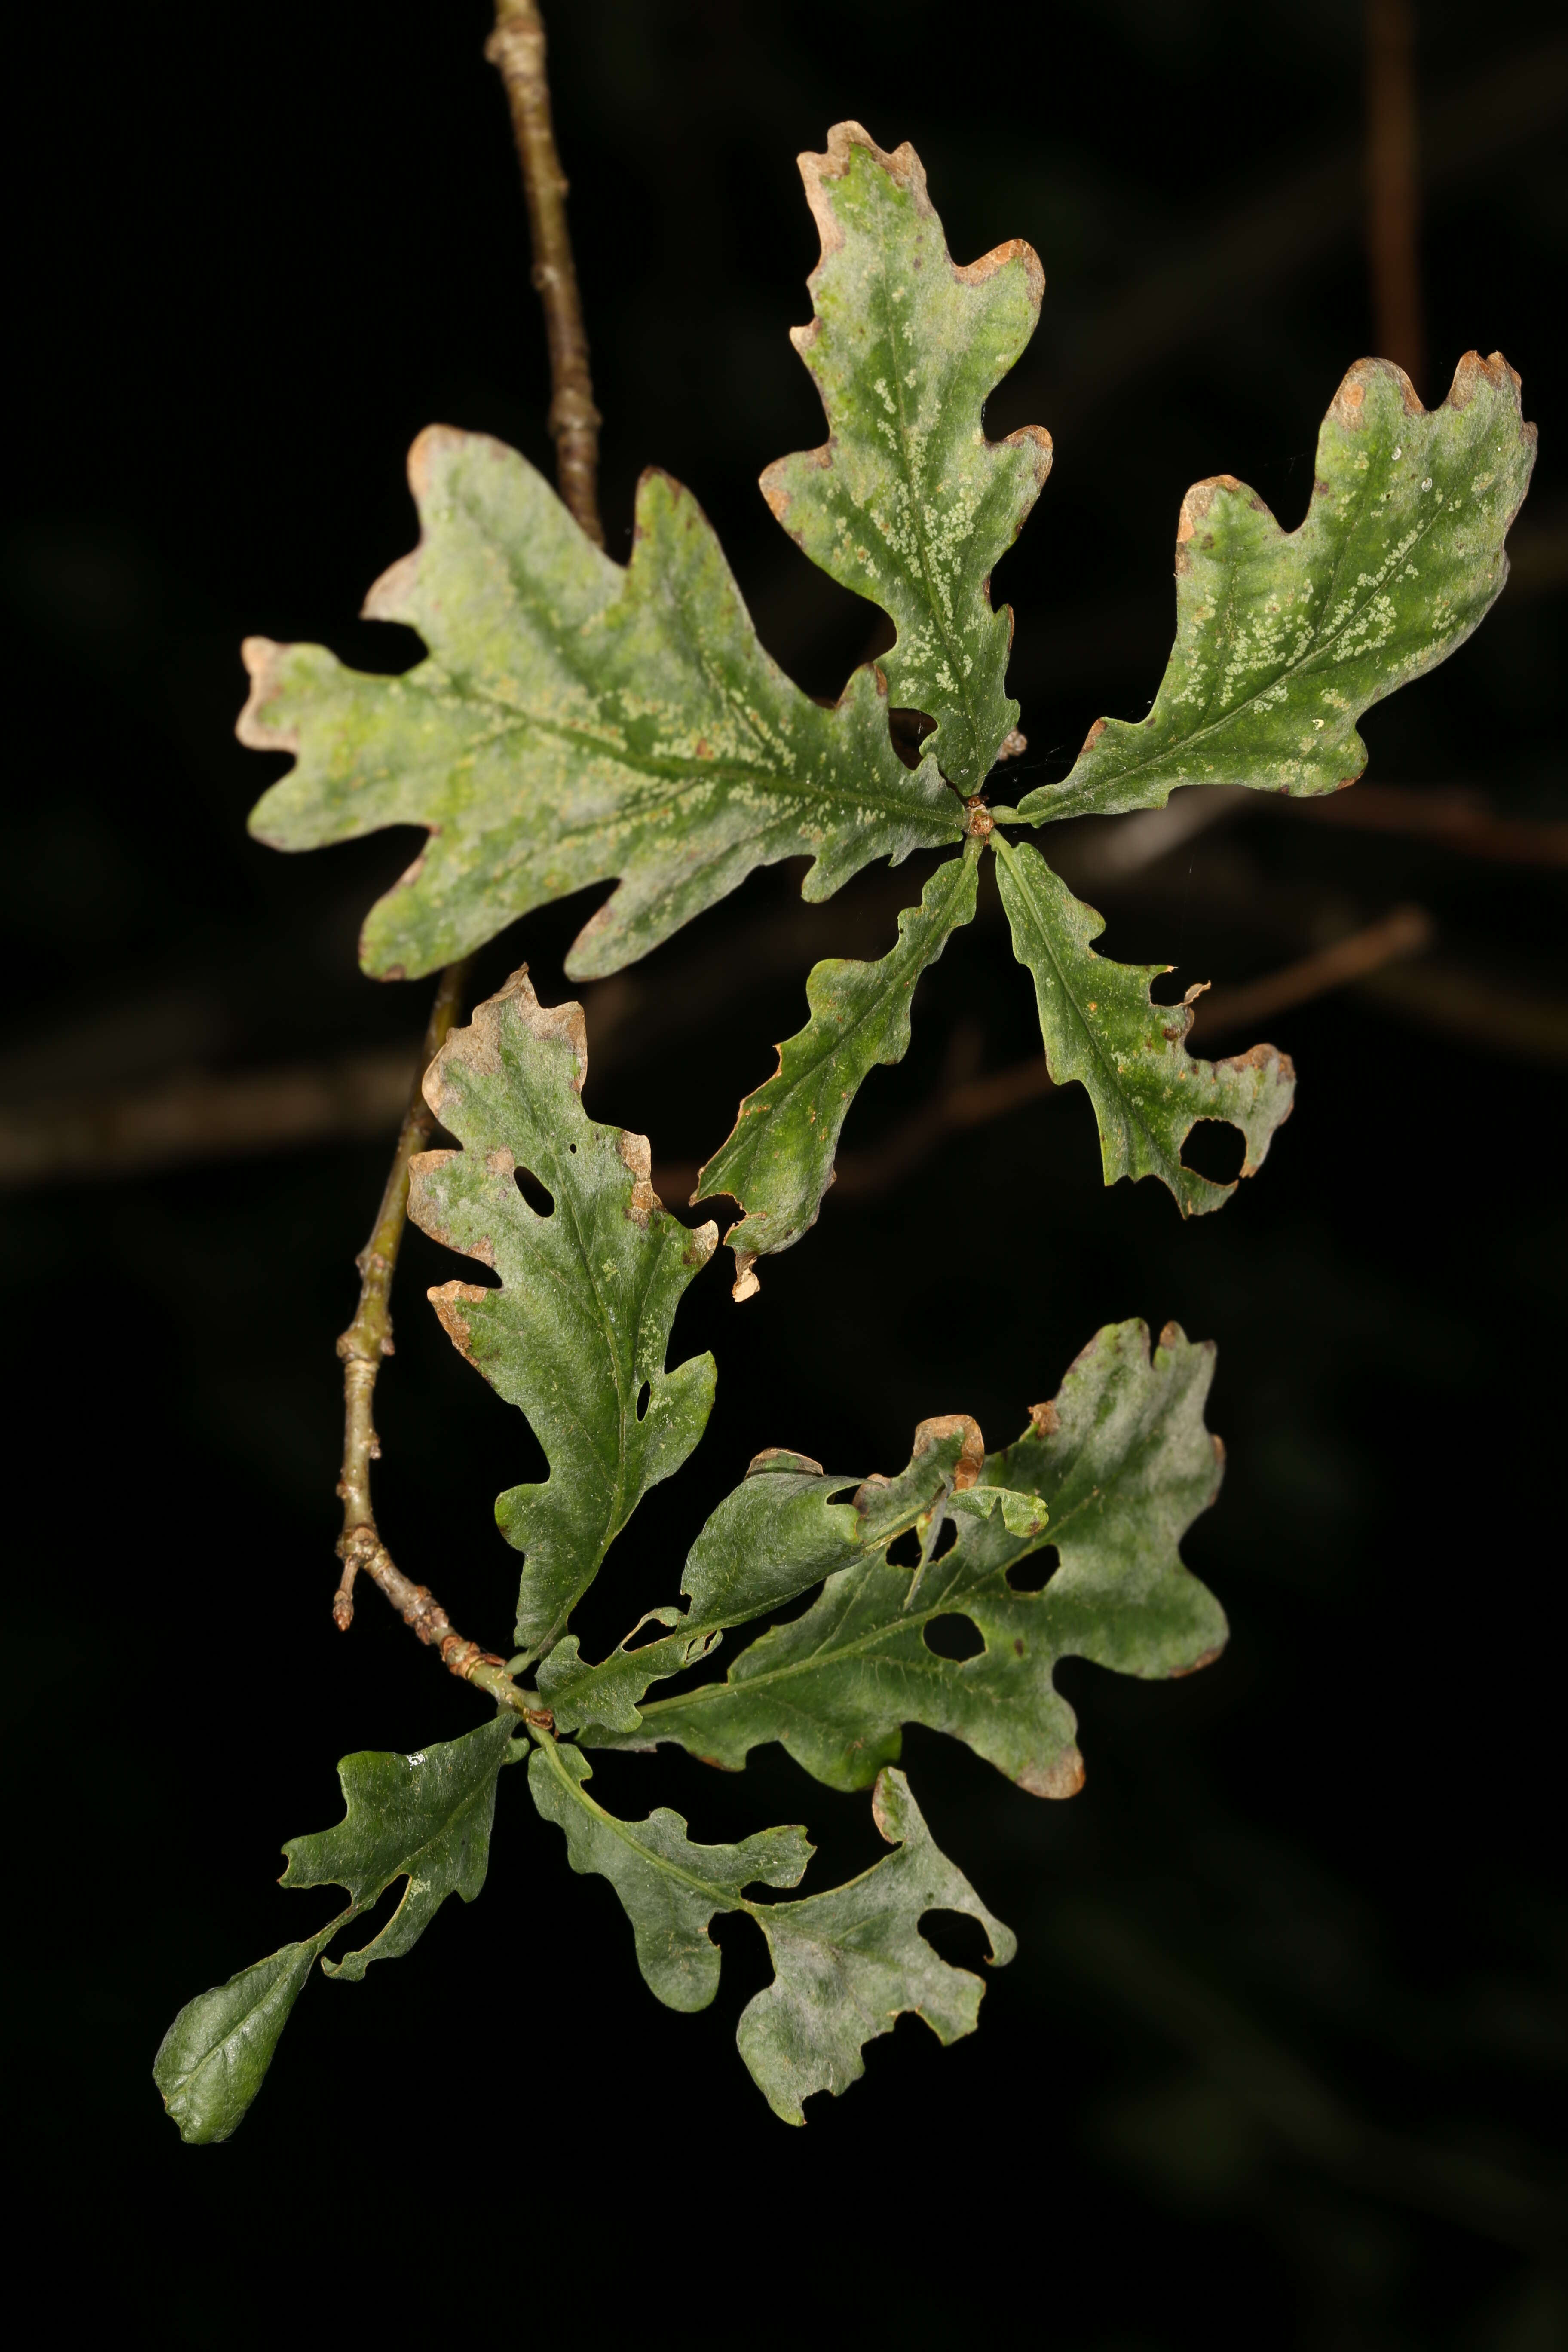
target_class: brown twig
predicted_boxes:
[339,0,604,1645]
[334,962,472,1629]
[486,0,603,544]
[350,1536,552,1726]
[1366,0,1424,391]
[1186,904,1435,1035]
[1037,31,1567,428]
[1290,784,1568,866]
[0,1044,421,1191]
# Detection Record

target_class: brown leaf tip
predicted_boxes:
[236,637,299,760]
[913,1412,985,1491]
[1027,1399,1061,1439]
[424,965,590,1115]
[618,1129,662,1227]
[427,1279,490,1359]
[1168,1644,1226,1680]
[803,120,930,227]
[732,1247,761,1304]
[1018,1747,1086,1800]
[747,1446,826,1479]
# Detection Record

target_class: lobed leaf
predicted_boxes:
[1014,353,1535,826]
[995,835,1295,1216]
[155,1716,514,2142]
[537,1418,982,1738]
[613,1321,1225,1796]
[408,968,718,1654]
[243,432,963,982]
[528,1742,1011,2122]
[698,839,979,1283]
[527,1738,811,2012]
[738,1766,1015,2124]
[281,1715,517,1980]
[762,123,1051,793]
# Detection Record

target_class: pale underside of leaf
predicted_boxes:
[527,1738,811,2013]
[698,839,980,1275]
[407,967,718,1655]
[591,1320,1225,1795]
[995,835,1295,1217]
[737,1766,1016,2124]
[154,1716,514,2143]
[242,429,963,981]
[762,122,1052,795]
[1015,352,1536,826]
[529,1743,1011,2123]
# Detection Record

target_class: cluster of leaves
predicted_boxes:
[157,966,1228,2137]
[160,123,1533,2140]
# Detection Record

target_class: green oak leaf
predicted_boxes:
[242,429,963,982]
[538,1417,983,1739]
[1012,353,1535,826]
[154,1716,514,2143]
[698,839,979,1285]
[527,1737,812,2012]
[762,123,1052,793]
[153,1932,339,2149]
[407,968,718,1655]
[995,835,1295,1217]
[529,1743,1011,2123]
[614,1320,1225,1797]
[737,1765,1015,2125]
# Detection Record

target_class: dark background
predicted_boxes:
[5,1,1565,2340]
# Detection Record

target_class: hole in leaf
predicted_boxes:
[1182,1119,1245,1186]
[827,1484,860,1507]
[886,1527,921,1569]
[918,1907,994,1971]
[568,1142,577,1154]
[1006,1544,1059,1595]
[637,1381,651,1419]
[888,706,937,769]
[622,1614,676,1651]
[514,1164,555,1216]
[928,1516,958,1562]
[923,1613,983,1661]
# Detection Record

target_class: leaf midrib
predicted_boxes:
[634,1521,1068,1724]
[998,839,1195,1198]
[869,210,989,777]
[387,662,955,832]
[706,848,972,1182]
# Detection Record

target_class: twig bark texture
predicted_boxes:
[335,0,605,1656]
[486,0,603,544]
[334,959,472,1628]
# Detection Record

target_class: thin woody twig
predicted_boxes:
[1289,784,1568,866]
[486,0,603,544]
[1186,903,1435,1035]
[334,961,472,1629]
[351,1536,553,1726]
[1366,0,1424,391]
[340,0,605,1646]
